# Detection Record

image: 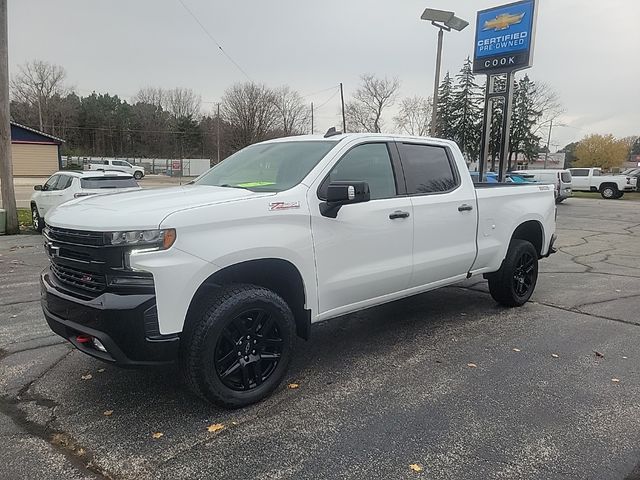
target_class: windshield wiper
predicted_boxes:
[218,184,250,190]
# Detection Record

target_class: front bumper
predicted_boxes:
[41,268,180,366]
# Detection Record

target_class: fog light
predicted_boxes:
[92,337,107,353]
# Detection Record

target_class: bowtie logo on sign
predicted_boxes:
[483,12,525,31]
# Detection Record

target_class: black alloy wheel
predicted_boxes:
[487,239,539,307]
[181,284,295,408]
[512,251,536,298]
[214,308,283,391]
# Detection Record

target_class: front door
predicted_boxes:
[310,141,413,318]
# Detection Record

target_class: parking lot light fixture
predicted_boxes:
[421,8,469,136]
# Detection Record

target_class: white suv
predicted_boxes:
[30,171,140,232]
[86,159,145,180]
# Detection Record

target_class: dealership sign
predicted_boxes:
[473,0,537,74]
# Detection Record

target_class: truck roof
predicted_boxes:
[53,170,134,178]
[258,132,459,148]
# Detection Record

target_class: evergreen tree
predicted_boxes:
[508,75,542,169]
[435,72,455,140]
[451,58,482,162]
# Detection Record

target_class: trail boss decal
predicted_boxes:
[269,201,300,211]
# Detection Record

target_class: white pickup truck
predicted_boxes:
[41,133,557,408]
[569,167,637,199]
[86,158,145,180]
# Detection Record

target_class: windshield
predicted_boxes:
[194,140,338,192]
[81,177,138,189]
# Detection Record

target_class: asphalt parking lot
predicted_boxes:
[1,197,639,480]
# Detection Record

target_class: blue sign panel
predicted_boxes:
[473,0,537,74]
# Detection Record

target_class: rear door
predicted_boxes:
[310,141,414,317]
[396,141,478,288]
[569,168,590,190]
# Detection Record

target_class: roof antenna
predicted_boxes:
[324,126,342,138]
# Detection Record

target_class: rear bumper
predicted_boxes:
[41,268,180,367]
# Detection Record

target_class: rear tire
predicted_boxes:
[133,171,143,180]
[31,204,44,233]
[180,284,296,408]
[487,239,539,307]
[600,184,618,199]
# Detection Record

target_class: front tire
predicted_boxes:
[487,239,539,307]
[31,204,44,233]
[181,284,296,408]
[133,171,143,180]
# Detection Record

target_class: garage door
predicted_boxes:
[11,143,59,176]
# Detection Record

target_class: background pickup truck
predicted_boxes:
[41,133,557,408]
[86,158,145,180]
[569,167,637,199]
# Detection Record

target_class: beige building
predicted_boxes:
[10,122,64,176]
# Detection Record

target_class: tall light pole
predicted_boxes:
[421,9,468,137]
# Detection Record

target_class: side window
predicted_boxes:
[570,169,588,177]
[56,175,73,190]
[592,169,601,177]
[398,143,458,194]
[319,143,396,200]
[103,160,109,165]
[43,175,60,191]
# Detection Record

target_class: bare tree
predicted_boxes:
[166,87,201,119]
[134,87,166,108]
[394,96,433,136]
[221,82,279,151]
[10,60,70,132]
[273,86,309,135]
[530,81,563,138]
[345,74,400,133]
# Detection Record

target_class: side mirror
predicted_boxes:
[34,185,43,191]
[320,181,370,218]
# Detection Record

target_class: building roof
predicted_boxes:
[10,121,65,144]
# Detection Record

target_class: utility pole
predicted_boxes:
[310,102,314,134]
[339,83,346,133]
[0,0,18,234]
[544,118,553,169]
[216,102,220,164]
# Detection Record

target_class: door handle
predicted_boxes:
[458,204,473,212]
[389,210,410,220]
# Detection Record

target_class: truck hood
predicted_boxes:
[45,185,273,231]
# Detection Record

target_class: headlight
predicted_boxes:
[104,228,176,250]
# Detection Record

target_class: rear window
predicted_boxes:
[81,177,138,189]
[570,169,589,177]
[561,172,571,182]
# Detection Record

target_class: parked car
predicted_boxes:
[41,133,557,408]
[522,169,572,203]
[621,168,640,191]
[569,167,637,199]
[85,158,145,180]
[30,171,140,232]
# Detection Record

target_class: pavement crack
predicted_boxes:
[574,293,640,309]
[0,298,40,307]
[530,300,640,328]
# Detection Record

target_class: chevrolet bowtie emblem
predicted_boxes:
[483,12,525,31]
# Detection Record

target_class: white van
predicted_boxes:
[523,169,572,203]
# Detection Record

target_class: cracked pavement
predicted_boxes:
[1,197,640,479]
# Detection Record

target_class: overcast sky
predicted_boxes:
[7,0,640,149]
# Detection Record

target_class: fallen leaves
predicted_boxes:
[467,363,477,368]
[594,351,604,359]
[512,348,521,352]
[612,378,620,383]
[409,464,424,473]
[81,374,93,380]
[287,383,300,389]
[97,368,105,373]
[551,354,559,359]
[151,432,164,439]
[103,410,113,416]
[207,423,225,433]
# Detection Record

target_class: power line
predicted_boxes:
[177,0,252,82]
[315,88,340,110]
[302,85,338,98]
